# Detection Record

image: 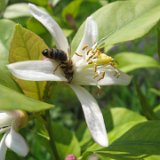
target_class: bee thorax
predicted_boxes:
[42,48,74,83]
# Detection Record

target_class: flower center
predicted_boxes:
[76,45,120,82]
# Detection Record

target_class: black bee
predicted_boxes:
[42,48,74,82]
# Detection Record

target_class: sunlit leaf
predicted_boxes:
[82,121,160,160]
[145,155,160,160]
[0,84,53,112]
[72,0,160,52]
[0,19,15,64]
[9,24,48,99]
[3,3,30,19]
[76,108,146,152]
[114,52,160,72]
[103,107,146,129]
[99,121,160,159]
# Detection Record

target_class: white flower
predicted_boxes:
[7,4,132,147]
[0,110,29,160]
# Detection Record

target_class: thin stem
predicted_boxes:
[45,110,60,160]
[157,26,160,60]
[135,82,158,120]
[42,82,60,160]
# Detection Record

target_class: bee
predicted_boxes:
[42,48,74,82]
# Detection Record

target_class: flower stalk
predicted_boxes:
[42,82,60,159]
[45,110,60,160]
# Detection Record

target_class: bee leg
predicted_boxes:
[53,63,61,73]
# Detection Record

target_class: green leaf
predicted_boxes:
[136,83,158,120]
[0,20,21,92]
[28,0,48,6]
[3,3,30,19]
[0,0,8,17]
[26,17,46,35]
[105,107,146,129]
[62,0,83,19]
[76,122,94,151]
[0,19,15,64]
[72,0,160,52]
[9,24,48,99]
[115,52,160,72]
[98,121,160,159]
[0,65,21,92]
[52,123,81,159]
[145,155,160,160]
[154,105,160,119]
[82,121,160,160]
[150,88,160,96]
[76,108,146,153]
[0,84,52,112]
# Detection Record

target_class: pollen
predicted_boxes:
[96,53,117,67]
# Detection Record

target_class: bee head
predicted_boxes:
[42,49,49,57]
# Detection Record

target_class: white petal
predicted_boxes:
[72,16,98,63]
[73,65,132,86]
[0,134,7,160]
[69,85,108,147]
[5,128,29,157]
[28,3,69,54]
[7,60,67,81]
[98,67,132,86]
[0,111,17,133]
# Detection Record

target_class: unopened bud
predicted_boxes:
[65,154,77,160]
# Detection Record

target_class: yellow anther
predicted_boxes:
[93,73,99,79]
[87,48,92,55]
[98,72,105,81]
[88,61,93,64]
[82,45,88,50]
[75,52,83,57]
[94,65,97,72]
[87,54,95,62]
[114,70,120,78]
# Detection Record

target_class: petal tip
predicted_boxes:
[94,135,109,147]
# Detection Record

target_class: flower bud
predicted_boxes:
[65,154,77,160]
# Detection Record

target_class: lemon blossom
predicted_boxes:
[7,4,132,147]
[0,110,29,160]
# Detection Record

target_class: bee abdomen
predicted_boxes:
[42,48,67,61]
